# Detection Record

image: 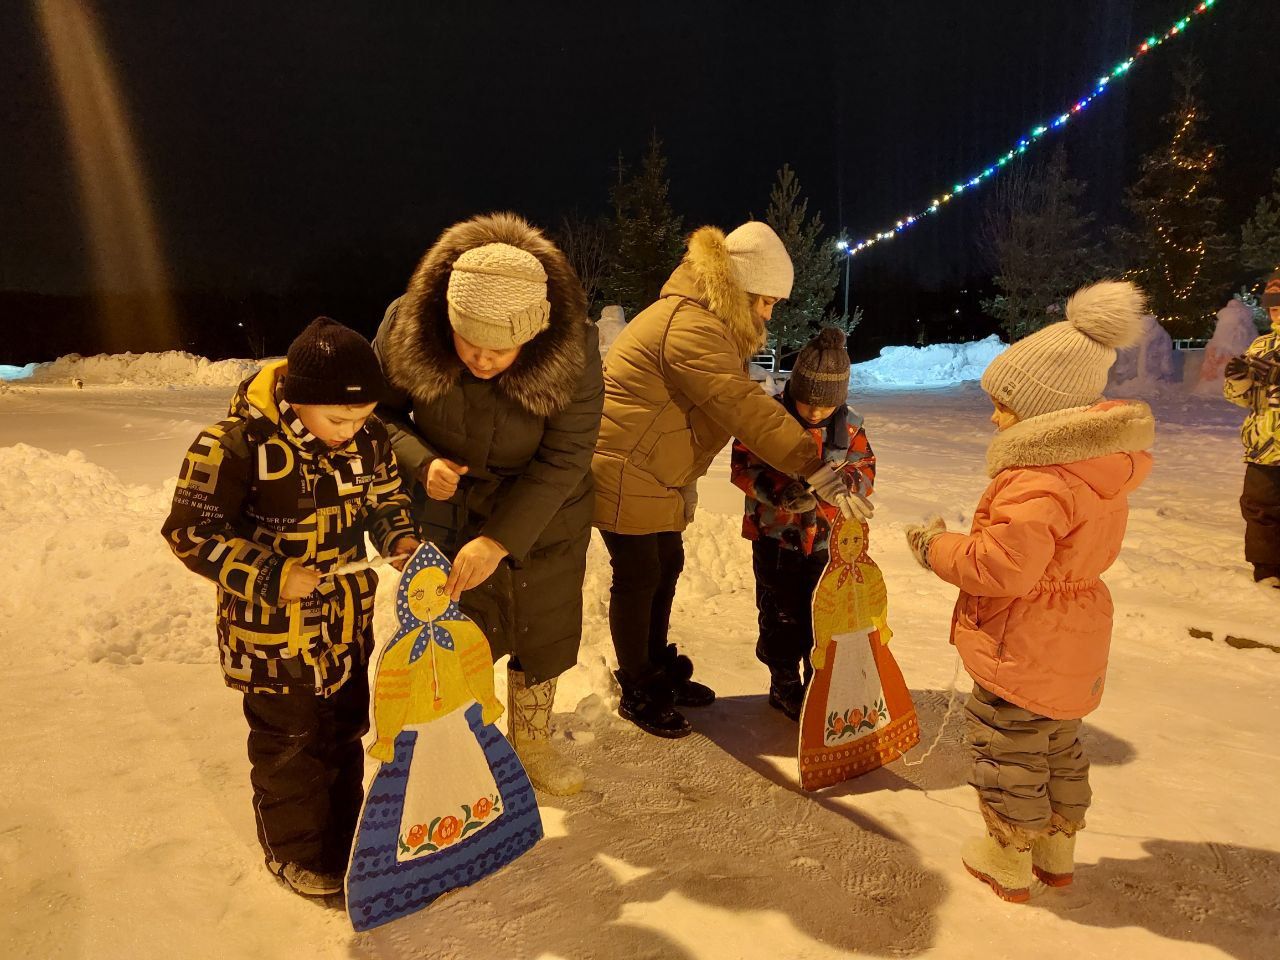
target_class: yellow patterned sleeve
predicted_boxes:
[369,633,416,761]
[443,619,503,725]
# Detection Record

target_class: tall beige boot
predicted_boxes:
[961,803,1036,903]
[1031,813,1082,887]
[507,668,584,796]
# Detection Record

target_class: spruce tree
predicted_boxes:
[1119,65,1235,338]
[1241,168,1280,282]
[981,145,1101,340]
[601,134,684,316]
[764,164,841,369]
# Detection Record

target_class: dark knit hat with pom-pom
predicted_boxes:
[789,327,851,406]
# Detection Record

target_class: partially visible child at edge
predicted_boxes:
[161,318,420,899]
[905,281,1154,904]
[731,327,876,720]
[1223,270,1280,588]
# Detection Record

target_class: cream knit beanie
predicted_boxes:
[981,280,1145,420]
[446,243,551,350]
[724,222,794,299]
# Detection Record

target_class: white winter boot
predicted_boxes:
[961,805,1035,903]
[1031,813,1081,887]
[507,668,584,796]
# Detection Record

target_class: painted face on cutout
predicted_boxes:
[451,331,522,380]
[1269,306,1280,327]
[293,402,377,448]
[406,567,450,621]
[830,520,866,565]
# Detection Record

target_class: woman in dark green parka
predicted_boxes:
[373,212,603,796]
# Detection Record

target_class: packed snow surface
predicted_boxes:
[2,355,1277,960]
[849,335,1007,388]
[26,350,263,386]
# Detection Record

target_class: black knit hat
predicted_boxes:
[1262,272,1280,309]
[789,327,851,406]
[281,317,387,405]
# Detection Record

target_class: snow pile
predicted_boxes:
[1193,299,1260,397]
[1111,314,1176,387]
[849,335,1006,389]
[0,444,214,666]
[0,363,36,381]
[27,351,262,387]
[0,440,753,708]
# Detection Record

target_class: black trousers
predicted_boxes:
[242,670,370,873]
[1242,462,1280,572]
[600,530,685,681]
[752,538,827,680]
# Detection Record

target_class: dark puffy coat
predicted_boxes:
[373,213,603,683]
[162,360,416,696]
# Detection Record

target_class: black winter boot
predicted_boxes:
[767,667,806,721]
[616,669,692,738]
[658,644,716,707]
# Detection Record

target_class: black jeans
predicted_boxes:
[752,537,827,681]
[600,530,685,682]
[1242,462,1280,572]
[242,670,370,873]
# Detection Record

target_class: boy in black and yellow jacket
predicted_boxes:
[162,318,418,897]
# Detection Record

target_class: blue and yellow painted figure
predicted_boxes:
[346,540,542,932]
[370,548,504,761]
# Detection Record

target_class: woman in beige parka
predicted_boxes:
[592,222,870,737]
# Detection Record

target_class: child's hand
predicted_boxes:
[388,536,421,571]
[279,564,321,601]
[904,516,947,570]
[779,481,817,513]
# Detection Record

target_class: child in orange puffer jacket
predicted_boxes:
[905,281,1155,903]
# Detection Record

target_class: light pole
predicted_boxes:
[836,240,851,322]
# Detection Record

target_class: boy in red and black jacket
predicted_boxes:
[731,328,875,719]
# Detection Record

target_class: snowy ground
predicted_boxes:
[1,369,1277,960]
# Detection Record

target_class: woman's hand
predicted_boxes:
[424,458,469,500]
[444,536,509,601]
[279,564,321,602]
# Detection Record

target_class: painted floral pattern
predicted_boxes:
[398,794,502,857]
[825,697,888,742]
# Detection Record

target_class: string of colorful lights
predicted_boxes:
[840,0,1222,259]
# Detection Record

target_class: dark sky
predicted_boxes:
[2,0,1277,301]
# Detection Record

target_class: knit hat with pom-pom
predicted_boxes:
[981,280,1145,421]
[789,326,851,406]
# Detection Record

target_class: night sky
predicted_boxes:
[2,1,1277,338]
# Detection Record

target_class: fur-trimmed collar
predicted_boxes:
[986,400,1155,477]
[379,212,588,418]
[662,226,764,361]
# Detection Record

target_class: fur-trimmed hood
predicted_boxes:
[379,212,588,418]
[661,226,764,361]
[987,400,1156,489]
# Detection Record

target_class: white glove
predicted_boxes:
[904,515,947,570]
[678,482,699,524]
[807,463,874,522]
